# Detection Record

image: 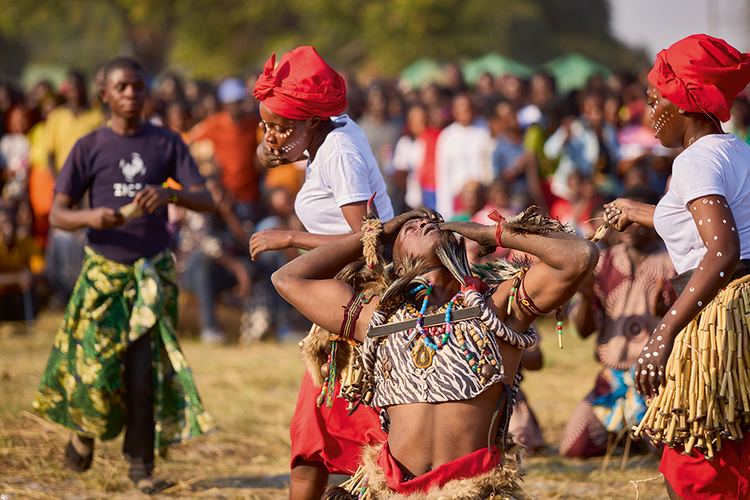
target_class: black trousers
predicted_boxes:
[122,331,155,479]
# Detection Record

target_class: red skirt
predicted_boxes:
[289,371,387,475]
[660,430,750,500]
[378,442,502,494]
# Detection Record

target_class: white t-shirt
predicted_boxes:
[653,133,750,274]
[434,122,491,219]
[295,115,394,235]
[393,134,425,209]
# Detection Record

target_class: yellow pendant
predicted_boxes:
[412,342,433,369]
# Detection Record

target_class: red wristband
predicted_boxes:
[461,276,489,294]
[487,209,506,248]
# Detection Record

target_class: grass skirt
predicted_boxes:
[632,274,750,458]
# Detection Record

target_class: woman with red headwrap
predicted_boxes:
[604,34,750,499]
[248,46,394,500]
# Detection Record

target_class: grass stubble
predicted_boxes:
[0,311,668,499]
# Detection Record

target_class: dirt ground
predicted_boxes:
[0,311,669,499]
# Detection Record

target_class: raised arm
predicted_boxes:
[498,226,599,332]
[271,231,368,338]
[271,206,443,339]
[440,216,599,333]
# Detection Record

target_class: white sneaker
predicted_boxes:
[239,297,274,345]
[200,326,228,345]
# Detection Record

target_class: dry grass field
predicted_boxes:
[0,311,670,499]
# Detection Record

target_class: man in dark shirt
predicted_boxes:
[33,57,217,494]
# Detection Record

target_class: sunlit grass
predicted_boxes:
[0,312,669,499]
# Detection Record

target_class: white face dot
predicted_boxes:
[703,199,708,204]
[661,324,666,330]
[660,344,665,349]
[717,252,723,257]
[699,220,703,225]
[714,236,718,240]
[671,310,677,315]
[720,271,725,277]
[693,206,697,210]
[710,201,714,205]
[708,219,711,222]
[638,358,643,363]
[725,203,729,207]
[723,220,727,224]
[645,353,651,358]
[698,301,703,306]
[657,336,662,341]
[700,267,704,270]
[732,227,736,231]
[689,287,695,292]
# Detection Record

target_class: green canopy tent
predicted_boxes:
[461,52,534,85]
[542,53,611,95]
[21,63,69,93]
[399,57,444,90]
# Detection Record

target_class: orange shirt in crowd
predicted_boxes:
[188,110,260,203]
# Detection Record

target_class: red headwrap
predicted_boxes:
[253,46,347,120]
[649,34,750,122]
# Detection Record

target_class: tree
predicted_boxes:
[0,0,645,82]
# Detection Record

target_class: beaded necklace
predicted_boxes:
[405,284,463,369]
[454,323,502,383]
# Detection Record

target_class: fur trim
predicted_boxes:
[378,257,428,314]
[323,486,354,500]
[300,262,389,387]
[362,218,386,277]
[325,445,537,500]
[504,206,572,236]
[471,256,535,285]
[299,325,349,387]
[433,237,472,286]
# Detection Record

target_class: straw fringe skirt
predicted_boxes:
[632,274,750,458]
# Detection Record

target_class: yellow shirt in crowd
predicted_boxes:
[45,106,104,173]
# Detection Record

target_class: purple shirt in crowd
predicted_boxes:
[55,123,204,264]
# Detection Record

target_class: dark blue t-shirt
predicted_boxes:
[55,123,204,264]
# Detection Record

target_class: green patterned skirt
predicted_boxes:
[33,247,217,450]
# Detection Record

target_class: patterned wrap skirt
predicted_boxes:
[33,246,217,450]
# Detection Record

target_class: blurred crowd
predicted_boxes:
[2,60,750,345]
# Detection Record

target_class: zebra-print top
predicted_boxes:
[362,289,538,411]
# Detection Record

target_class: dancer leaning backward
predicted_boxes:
[271,203,598,499]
